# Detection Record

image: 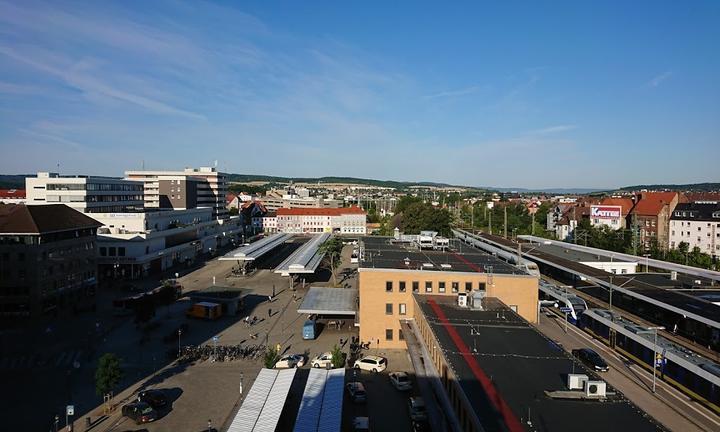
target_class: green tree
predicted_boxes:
[263,345,280,369]
[95,353,123,397]
[319,236,343,286]
[331,344,344,368]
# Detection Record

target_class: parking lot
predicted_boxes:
[81,241,425,432]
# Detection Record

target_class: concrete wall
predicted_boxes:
[358,268,538,349]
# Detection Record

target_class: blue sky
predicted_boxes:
[0,0,718,189]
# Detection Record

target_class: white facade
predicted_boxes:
[26,172,144,213]
[252,215,277,233]
[126,167,228,219]
[670,209,720,257]
[580,261,637,275]
[95,208,243,277]
[276,209,366,235]
[0,189,25,204]
[590,205,625,230]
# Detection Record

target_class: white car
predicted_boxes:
[310,352,334,368]
[274,354,305,369]
[389,371,412,391]
[353,355,387,373]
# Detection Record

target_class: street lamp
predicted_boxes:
[177,328,182,359]
[648,326,665,393]
[643,254,651,272]
[239,372,244,396]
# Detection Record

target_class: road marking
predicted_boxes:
[55,351,67,367]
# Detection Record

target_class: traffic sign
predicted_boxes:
[559,307,572,314]
[66,405,74,416]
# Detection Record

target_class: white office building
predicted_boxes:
[94,208,243,278]
[126,167,228,219]
[26,172,144,213]
[669,202,720,257]
[276,207,366,234]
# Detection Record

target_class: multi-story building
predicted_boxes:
[669,202,720,257]
[590,197,635,230]
[629,192,680,250]
[93,208,242,279]
[276,207,366,234]
[0,204,100,318]
[357,236,538,349]
[26,172,144,213]
[0,189,26,204]
[125,167,228,219]
[261,194,343,212]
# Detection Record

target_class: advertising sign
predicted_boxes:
[590,205,622,219]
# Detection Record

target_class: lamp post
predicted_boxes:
[649,326,665,393]
[177,328,182,359]
[239,372,244,396]
[643,254,651,272]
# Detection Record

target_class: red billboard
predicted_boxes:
[591,205,622,219]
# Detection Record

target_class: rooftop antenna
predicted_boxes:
[141,159,145,170]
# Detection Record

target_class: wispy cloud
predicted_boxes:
[0,80,40,94]
[0,45,206,120]
[530,124,577,135]
[647,71,672,87]
[424,85,480,99]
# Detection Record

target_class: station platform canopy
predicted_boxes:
[227,368,297,432]
[219,233,291,262]
[275,233,331,276]
[293,368,345,432]
[297,287,357,316]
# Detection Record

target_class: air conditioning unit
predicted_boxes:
[470,290,485,310]
[585,380,607,398]
[457,293,468,307]
[567,374,588,390]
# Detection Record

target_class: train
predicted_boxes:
[580,308,720,414]
[452,229,540,276]
[538,279,587,323]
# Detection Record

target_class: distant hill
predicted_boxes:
[489,187,604,194]
[226,174,482,191]
[614,183,720,193]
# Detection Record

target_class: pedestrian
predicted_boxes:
[268,295,272,303]
[268,308,272,318]
[272,284,276,297]
[292,293,297,302]
[276,343,281,353]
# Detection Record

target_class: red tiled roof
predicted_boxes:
[0,189,25,198]
[276,206,366,216]
[599,197,635,215]
[685,192,720,203]
[631,192,678,216]
[225,193,238,204]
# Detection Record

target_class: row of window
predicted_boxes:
[674,221,720,228]
[385,328,404,341]
[385,280,485,293]
[385,303,408,315]
[99,246,126,257]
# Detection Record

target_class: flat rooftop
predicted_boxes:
[415,295,663,432]
[526,242,636,264]
[360,236,526,275]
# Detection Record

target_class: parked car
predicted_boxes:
[389,371,412,391]
[346,381,367,403]
[137,389,168,409]
[353,416,371,432]
[310,352,334,368]
[573,348,610,372]
[275,354,305,369]
[121,402,157,425]
[353,355,387,373]
[408,397,427,422]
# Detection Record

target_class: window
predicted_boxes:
[386,303,393,315]
[386,281,393,292]
[478,282,486,291]
[385,329,393,340]
[399,303,407,315]
[438,282,446,293]
[399,329,404,340]
[425,281,432,292]
[452,282,459,293]
[412,281,419,292]
[118,247,126,257]
[99,247,107,257]
[465,282,472,292]
[399,281,406,292]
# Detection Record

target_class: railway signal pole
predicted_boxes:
[649,326,665,393]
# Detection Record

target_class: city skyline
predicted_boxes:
[1,1,719,189]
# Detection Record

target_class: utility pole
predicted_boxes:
[531,212,535,235]
[471,204,474,229]
[650,326,665,393]
[489,211,492,235]
[504,206,508,238]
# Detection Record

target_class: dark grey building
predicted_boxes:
[158,178,198,210]
[0,204,101,318]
